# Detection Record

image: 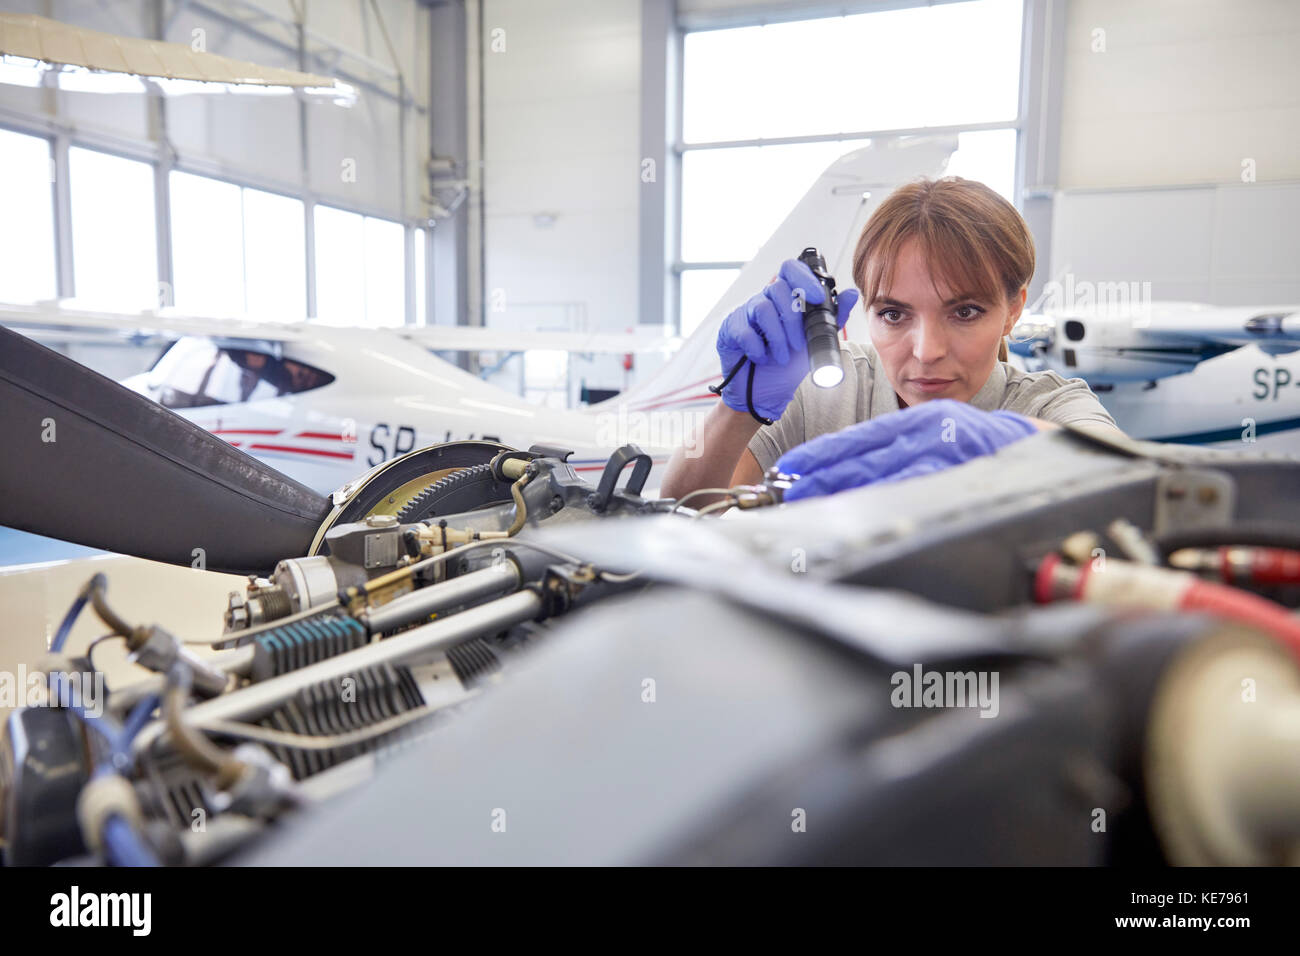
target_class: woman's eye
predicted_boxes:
[954,305,984,321]
[877,309,903,323]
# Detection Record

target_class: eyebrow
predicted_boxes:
[871,294,986,309]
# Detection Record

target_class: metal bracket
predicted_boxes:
[588,444,652,513]
[1153,470,1235,536]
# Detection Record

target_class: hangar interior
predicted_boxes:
[4,0,1296,393]
[0,0,1299,871]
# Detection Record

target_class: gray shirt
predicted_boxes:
[748,340,1121,473]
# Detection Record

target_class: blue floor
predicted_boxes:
[0,527,109,568]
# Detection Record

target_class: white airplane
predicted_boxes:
[1,136,964,495]
[11,128,1290,505]
[0,306,693,492]
[1010,301,1300,450]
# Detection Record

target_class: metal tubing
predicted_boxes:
[362,564,520,634]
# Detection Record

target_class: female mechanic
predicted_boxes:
[660,176,1122,503]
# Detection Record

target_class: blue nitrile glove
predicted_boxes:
[776,398,1038,502]
[715,258,860,423]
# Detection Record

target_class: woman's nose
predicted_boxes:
[911,315,948,364]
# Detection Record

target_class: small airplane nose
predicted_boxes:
[1008,314,1057,357]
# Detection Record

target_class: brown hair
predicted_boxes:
[851,177,1035,363]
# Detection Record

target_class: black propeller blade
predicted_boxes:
[0,326,331,574]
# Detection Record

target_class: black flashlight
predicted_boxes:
[797,247,845,388]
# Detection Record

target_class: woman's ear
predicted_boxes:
[1002,286,1028,336]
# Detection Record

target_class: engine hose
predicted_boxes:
[1168,546,1300,587]
[101,814,158,867]
[164,682,245,790]
[1155,522,1300,558]
[114,693,161,767]
[1035,553,1300,659]
[51,579,95,654]
[85,573,135,640]
[1179,579,1300,657]
[505,471,530,536]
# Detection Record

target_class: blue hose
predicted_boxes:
[101,814,158,867]
[119,694,160,750]
[49,670,124,746]
[50,579,97,654]
[87,696,162,865]
[51,579,163,864]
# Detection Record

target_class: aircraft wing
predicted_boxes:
[1129,304,1300,354]
[0,302,311,349]
[1012,302,1300,383]
[398,325,683,355]
[1,302,684,356]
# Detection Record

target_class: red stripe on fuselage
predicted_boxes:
[626,375,721,409]
[626,392,718,412]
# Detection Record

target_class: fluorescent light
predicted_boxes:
[55,66,146,94]
[0,54,47,88]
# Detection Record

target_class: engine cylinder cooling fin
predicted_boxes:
[249,613,368,681]
[446,637,501,687]
[256,663,427,780]
[136,751,218,833]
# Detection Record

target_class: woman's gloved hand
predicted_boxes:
[715,258,860,422]
[776,398,1039,502]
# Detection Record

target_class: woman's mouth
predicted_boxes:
[909,378,955,393]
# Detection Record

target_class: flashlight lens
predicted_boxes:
[812,364,844,388]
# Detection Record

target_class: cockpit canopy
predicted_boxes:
[132,337,335,409]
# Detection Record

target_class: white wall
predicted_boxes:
[1050,181,1300,305]
[1045,0,1300,305]
[1059,0,1300,189]
[480,0,642,400]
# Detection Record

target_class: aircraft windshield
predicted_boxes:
[147,338,335,409]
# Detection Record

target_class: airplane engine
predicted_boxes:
[0,439,675,866]
[4,422,1300,866]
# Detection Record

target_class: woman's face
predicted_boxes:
[866,239,1025,407]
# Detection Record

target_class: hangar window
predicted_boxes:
[682,1,1022,143]
[170,172,244,316]
[314,206,406,328]
[0,128,57,303]
[676,0,1024,334]
[68,147,159,311]
[413,227,428,326]
[171,172,308,320]
[680,268,740,339]
[146,338,334,409]
[244,188,307,320]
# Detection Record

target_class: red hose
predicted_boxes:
[1247,547,1300,586]
[1179,578,1300,659]
[1036,552,1300,661]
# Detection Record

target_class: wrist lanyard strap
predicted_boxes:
[709,356,774,426]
